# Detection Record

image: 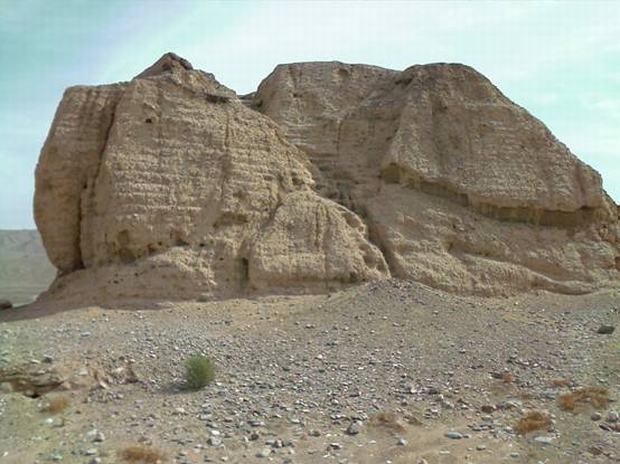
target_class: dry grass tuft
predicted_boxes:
[558,387,610,412]
[368,411,407,432]
[41,394,70,414]
[119,445,167,463]
[184,354,215,390]
[514,410,551,435]
[549,378,571,388]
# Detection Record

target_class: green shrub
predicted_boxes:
[185,354,215,389]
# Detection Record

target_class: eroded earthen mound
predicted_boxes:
[34,54,619,302]
[254,61,620,296]
[34,53,388,303]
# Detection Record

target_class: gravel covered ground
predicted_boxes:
[0,280,618,463]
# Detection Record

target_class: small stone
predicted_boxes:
[208,436,222,447]
[480,405,496,413]
[328,443,343,450]
[87,429,106,443]
[249,431,260,441]
[308,429,321,437]
[476,444,486,451]
[498,400,522,410]
[0,299,12,310]
[591,412,602,421]
[397,437,407,446]
[256,448,271,458]
[534,436,554,445]
[84,449,97,456]
[346,420,362,435]
[597,325,615,334]
[589,445,603,456]
[445,431,463,440]
[599,423,614,432]
[607,410,619,423]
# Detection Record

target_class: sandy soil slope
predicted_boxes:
[0,281,618,463]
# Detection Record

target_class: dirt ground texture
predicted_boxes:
[0,280,618,463]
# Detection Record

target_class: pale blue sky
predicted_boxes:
[1,0,619,228]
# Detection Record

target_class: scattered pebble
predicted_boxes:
[596,325,615,334]
[346,420,363,435]
[534,436,554,445]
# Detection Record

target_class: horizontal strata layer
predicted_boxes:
[380,164,603,227]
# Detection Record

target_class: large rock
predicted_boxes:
[255,61,620,295]
[33,55,619,302]
[34,54,388,303]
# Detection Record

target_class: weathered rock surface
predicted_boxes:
[255,61,620,295]
[34,53,387,303]
[33,54,619,302]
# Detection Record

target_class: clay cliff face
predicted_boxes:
[255,61,619,295]
[34,54,388,303]
[33,54,619,302]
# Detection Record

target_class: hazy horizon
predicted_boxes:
[1,0,619,229]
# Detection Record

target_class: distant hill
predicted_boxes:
[0,230,55,305]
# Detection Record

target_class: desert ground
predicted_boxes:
[1,279,618,463]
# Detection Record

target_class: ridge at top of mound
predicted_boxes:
[134,52,194,79]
